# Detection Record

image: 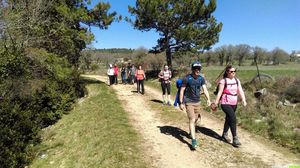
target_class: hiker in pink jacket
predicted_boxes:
[113,64,118,84]
[135,65,146,94]
[214,65,247,147]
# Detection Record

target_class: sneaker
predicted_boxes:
[167,101,171,106]
[191,139,198,149]
[232,136,241,147]
[222,133,231,143]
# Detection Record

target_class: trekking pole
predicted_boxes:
[254,57,263,89]
[214,64,228,83]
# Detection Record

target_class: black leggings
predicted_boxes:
[221,104,237,137]
[137,80,144,94]
[109,75,114,85]
[161,82,170,95]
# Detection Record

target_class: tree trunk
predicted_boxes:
[166,48,172,67]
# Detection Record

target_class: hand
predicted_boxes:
[242,100,247,107]
[179,104,185,111]
[207,100,211,106]
[210,103,218,112]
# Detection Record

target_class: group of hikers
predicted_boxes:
[107,63,139,85]
[107,61,247,150]
[107,63,146,94]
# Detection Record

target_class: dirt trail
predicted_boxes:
[83,75,299,168]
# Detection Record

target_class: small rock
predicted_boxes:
[294,128,300,135]
[40,154,47,159]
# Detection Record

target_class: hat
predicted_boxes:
[109,64,112,68]
[191,61,202,69]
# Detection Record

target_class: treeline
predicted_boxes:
[80,44,297,74]
[0,0,116,167]
[203,45,295,66]
[92,48,135,54]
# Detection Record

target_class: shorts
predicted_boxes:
[186,103,201,120]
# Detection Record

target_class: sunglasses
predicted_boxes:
[229,70,236,73]
[193,68,201,71]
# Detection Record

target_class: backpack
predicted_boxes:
[213,77,238,95]
[176,79,183,89]
[186,74,204,87]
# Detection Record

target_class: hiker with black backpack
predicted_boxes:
[214,65,247,147]
[178,61,211,150]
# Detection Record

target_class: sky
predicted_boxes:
[89,0,300,53]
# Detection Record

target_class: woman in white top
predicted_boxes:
[158,65,172,105]
[107,64,114,86]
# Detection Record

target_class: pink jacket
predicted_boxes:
[135,69,145,80]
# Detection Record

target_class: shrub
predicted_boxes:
[284,78,300,103]
[0,49,83,167]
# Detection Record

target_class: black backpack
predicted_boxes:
[214,77,238,95]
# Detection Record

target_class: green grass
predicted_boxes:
[30,79,151,168]
[201,62,300,83]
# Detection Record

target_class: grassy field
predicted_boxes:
[29,79,151,168]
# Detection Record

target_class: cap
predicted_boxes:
[191,61,202,70]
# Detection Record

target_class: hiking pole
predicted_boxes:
[254,57,263,89]
[214,64,228,83]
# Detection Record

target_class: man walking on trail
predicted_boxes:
[129,64,136,84]
[158,65,172,105]
[179,61,211,150]
[121,65,127,84]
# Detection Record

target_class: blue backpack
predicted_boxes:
[186,74,204,87]
[176,79,183,89]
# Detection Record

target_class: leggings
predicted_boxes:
[221,104,237,137]
[137,80,144,94]
[161,82,170,95]
[109,75,114,85]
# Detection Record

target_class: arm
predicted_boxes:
[158,71,163,79]
[202,84,211,106]
[214,83,225,105]
[144,71,146,80]
[237,80,247,106]
[179,86,186,111]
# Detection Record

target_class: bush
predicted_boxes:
[0,49,83,167]
[0,99,39,168]
[284,78,300,103]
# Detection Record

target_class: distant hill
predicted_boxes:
[89,48,135,54]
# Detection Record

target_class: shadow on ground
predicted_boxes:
[80,76,105,85]
[196,126,223,141]
[151,99,164,104]
[158,125,195,150]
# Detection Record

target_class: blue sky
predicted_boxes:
[90,0,300,53]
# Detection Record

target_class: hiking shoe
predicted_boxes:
[232,136,241,147]
[222,133,231,143]
[191,139,198,149]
